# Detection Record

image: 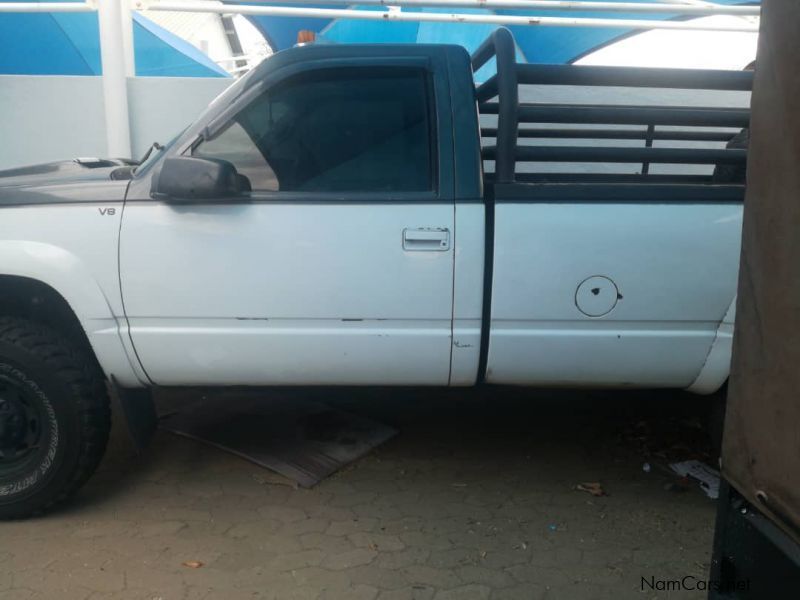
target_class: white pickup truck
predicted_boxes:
[0,29,750,518]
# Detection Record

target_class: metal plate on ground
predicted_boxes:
[159,396,397,488]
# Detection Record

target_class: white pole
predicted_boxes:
[139,1,759,32]
[232,0,760,16]
[658,0,721,8]
[98,0,132,158]
[120,0,136,77]
[0,2,95,12]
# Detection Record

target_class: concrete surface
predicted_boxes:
[0,387,719,600]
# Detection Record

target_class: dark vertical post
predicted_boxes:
[469,28,518,383]
[491,28,518,184]
[710,1,800,596]
[471,28,518,184]
[642,124,655,175]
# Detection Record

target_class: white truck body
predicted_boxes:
[0,195,740,392]
[0,41,747,395]
[0,30,751,517]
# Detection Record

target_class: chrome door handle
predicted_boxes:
[403,228,450,251]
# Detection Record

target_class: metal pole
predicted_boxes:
[0,2,95,12]
[139,1,759,32]
[98,0,132,158]
[120,0,136,77]
[234,0,761,16]
[0,0,761,15]
[659,0,721,8]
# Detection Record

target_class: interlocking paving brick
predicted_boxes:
[326,518,379,537]
[0,388,717,600]
[349,532,406,552]
[402,566,462,589]
[432,584,491,600]
[377,587,436,600]
[376,548,431,571]
[321,548,379,570]
[269,549,326,572]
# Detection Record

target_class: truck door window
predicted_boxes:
[192,67,435,193]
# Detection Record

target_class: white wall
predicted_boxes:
[0,75,231,169]
[126,77,230,157]
[0,76,105,168]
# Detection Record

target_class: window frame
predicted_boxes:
[184,56,452,203]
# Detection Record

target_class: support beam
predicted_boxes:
[98,0,132,158]
[120,0,136,77]
[138,1,759,32]
[237,0,761,16]
[0,2,95,12]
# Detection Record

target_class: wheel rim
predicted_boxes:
[0,374,44,472]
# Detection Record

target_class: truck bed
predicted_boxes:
[468,30,751,389]
[473,28,751,197]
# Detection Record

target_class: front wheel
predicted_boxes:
[0,317,110,519]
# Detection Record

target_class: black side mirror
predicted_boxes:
[151,156,245,202]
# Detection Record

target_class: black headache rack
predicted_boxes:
[471,28,753,202]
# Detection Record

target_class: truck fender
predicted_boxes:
[0,240,146,387]
[687,297,737,395]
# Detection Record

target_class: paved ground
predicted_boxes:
[0,387,720,600]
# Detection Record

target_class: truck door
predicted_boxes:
[119,56,456,386]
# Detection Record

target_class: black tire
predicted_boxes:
[0,317,110,519]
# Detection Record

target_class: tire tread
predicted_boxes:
[0,316,110,519]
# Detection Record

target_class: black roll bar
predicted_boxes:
[471,28,753,185]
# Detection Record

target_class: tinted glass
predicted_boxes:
[193,67,435,193]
